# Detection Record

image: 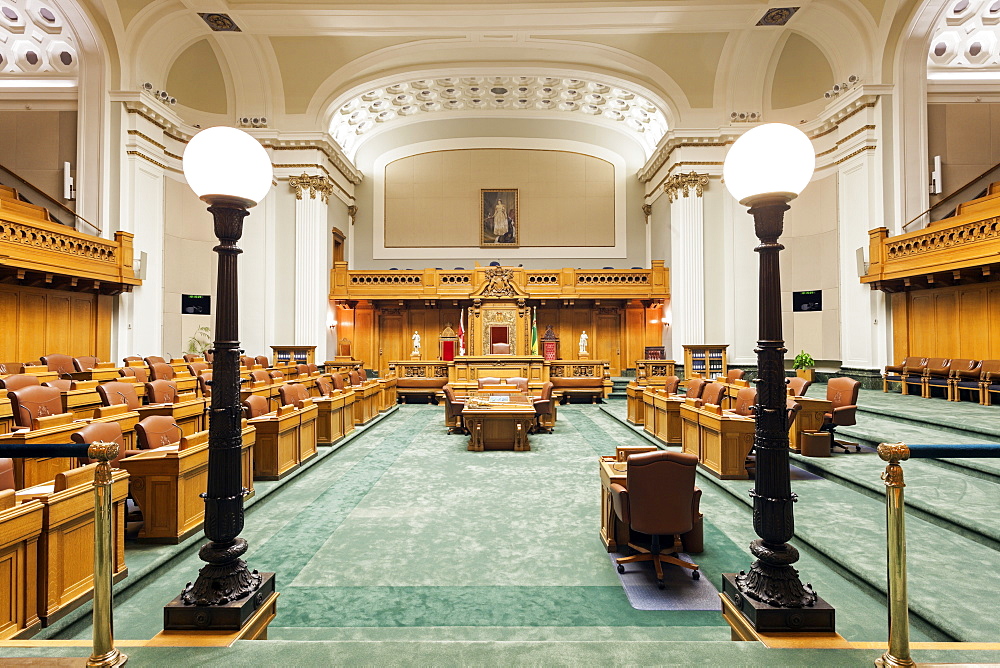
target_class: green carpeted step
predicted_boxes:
[265,625,732,641]
[704,470,999,642]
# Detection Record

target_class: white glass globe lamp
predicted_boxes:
[182,126,273,208]
[723,123,815,206]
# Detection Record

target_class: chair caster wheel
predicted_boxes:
[657,581,665,590]
[692,570,700,580]
[616,564,625,574]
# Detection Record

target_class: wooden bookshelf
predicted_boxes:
[683,344,728,380]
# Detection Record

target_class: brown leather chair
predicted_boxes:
[917,357,951,398]
[477,377,501,389]
[725,369,745,382]
[822,377,861,452]
[255,356,270,368]
[187,362,210,377]
[308,363,319,375]
[296,364,311,378]
[610,450,702,588]
[144,379,180,404]
[883,356,926,394]
[316,378,334,397]
[43,379,73,392]
[119,366,149,383]
[662,375,680,395]
[8,385,65,428]
[533,381,555,434]
[40,354,75,377]
[331,373,348,391]
[0,374,41,391]
[250,370,270,384]
[240,356,256,369]
[71,421,138,466]
[73,356,101,372]
[182,354,202,363]
[442,384,466,434]
[952,359,987,402]
[0,458,14,491]
[97,381,142,410]
[278,383,309,408]
[243,395,271,419]
[491,343,511,354]
[198,371,213,397]
[135,415,182,450]
[700,382,726,407]
[786,376,811,397]
[348,370,364,386]
[269,370,285,382]
[985,363,1000,406]
[123,356,143,365]
[929,358,977,400]
[143,356,166,367]
[730,387,757,416]
[149,363,175,381]
[507,377,529,394]
[685,377,707,400]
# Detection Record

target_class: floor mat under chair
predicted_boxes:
[608,552,721,611]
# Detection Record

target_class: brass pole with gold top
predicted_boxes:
[87,440,128,668]
[876,442,914,668]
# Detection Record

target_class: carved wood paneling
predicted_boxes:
[891,283,1000,360]
[0,285,111,363]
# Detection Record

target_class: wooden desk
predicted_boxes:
[315,393,346,446]
[249,405,307,480]
[680,403,755,479]
[89,404,140,452]
[16,466,128,625]
[67,363,120,383]
[297,402,318,464]
[788,395,832,453]
[626,383,644,425]
[0,494,43,639]
[136,396,207,436]
[377,376,397,410]
[241,380,280,412]
[598,457,628,552]
[0,399,14,435]
[463,395,534,451]
[0,415,84,488]
[54,382,103,420]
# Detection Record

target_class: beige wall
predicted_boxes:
[928,103,1000,206]
[0,111,77,209]
[383,148,614,248]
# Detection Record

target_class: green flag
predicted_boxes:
[531,307,538,355]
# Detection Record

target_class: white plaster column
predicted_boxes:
[290,174,332,362]
[667,173,709,366]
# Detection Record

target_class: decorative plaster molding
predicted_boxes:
[664,172,709,201]
[0,3,79,77]
[347,205,358,225]
[289,173,333,203]
[641,203,652,217]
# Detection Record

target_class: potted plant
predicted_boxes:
[186,325,212,356]
[793,350,815,382]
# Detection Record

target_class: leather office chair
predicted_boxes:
[477,377,501,389]
[240,356,256,369]
[700,382,726,407]
[330,373,348,391]
[145,379,180,404]
[883,356,926,394]
[296,364,311,378]
[610,450,702,588]
[491,343,511,354]
[952,359,987,402]
[918,358,951,398]
[182,354,201,363]
[316,377,334,397]
[135,416,182,450]
[278,383,309,408]
[786,376,811,397]
[250,369,270,384]
[348,370,365,386]
[149,363,175,381]
[187,362,209,377]
[685,378,707,400]
[119,366,149,383]
[71,421,137,467]
[507,376,529,394]
[9,385,65,428]
[97,381,142,410]
[43,379,73,392]
[197,371,213,397]
[122,356,143,365]
[40,354,75,377]
[0,374,41,391]
[308,363,319,375]
[73,356,101,372]
[662,375,680,395]
[243,395,270,419]
[442,384,466,434]
[269,370,285,382]
[255,356,270,368]
[730,387,757,416]
[725,369,745,382]
[822,377,861,452]
[143,356,166,367]
[0,458,14,491]
[533,381,555,434]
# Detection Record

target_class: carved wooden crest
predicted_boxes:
[471,267,528,299]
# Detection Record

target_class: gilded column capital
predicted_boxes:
[289,173,333,203]
[664,172,710,202]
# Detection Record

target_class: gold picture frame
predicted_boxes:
[480,189,519,248]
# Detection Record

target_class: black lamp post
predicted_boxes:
[163,126,276,631]
[719,123,836,634]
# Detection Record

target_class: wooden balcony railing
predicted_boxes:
[330,261,669,301]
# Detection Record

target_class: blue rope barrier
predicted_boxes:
[0,443,91,458]
[906,444,1000,459]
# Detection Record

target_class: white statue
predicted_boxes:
[579,330,589,354]
[411,330,421,354]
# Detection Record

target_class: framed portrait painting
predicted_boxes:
[480,189,519,248]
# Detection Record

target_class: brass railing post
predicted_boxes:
[876,442,915,668]
[87,441,127,668]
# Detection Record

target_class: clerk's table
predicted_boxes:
[462,394,535,451]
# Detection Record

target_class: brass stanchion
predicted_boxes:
[87,441,128,668]
[876,442,915,668]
